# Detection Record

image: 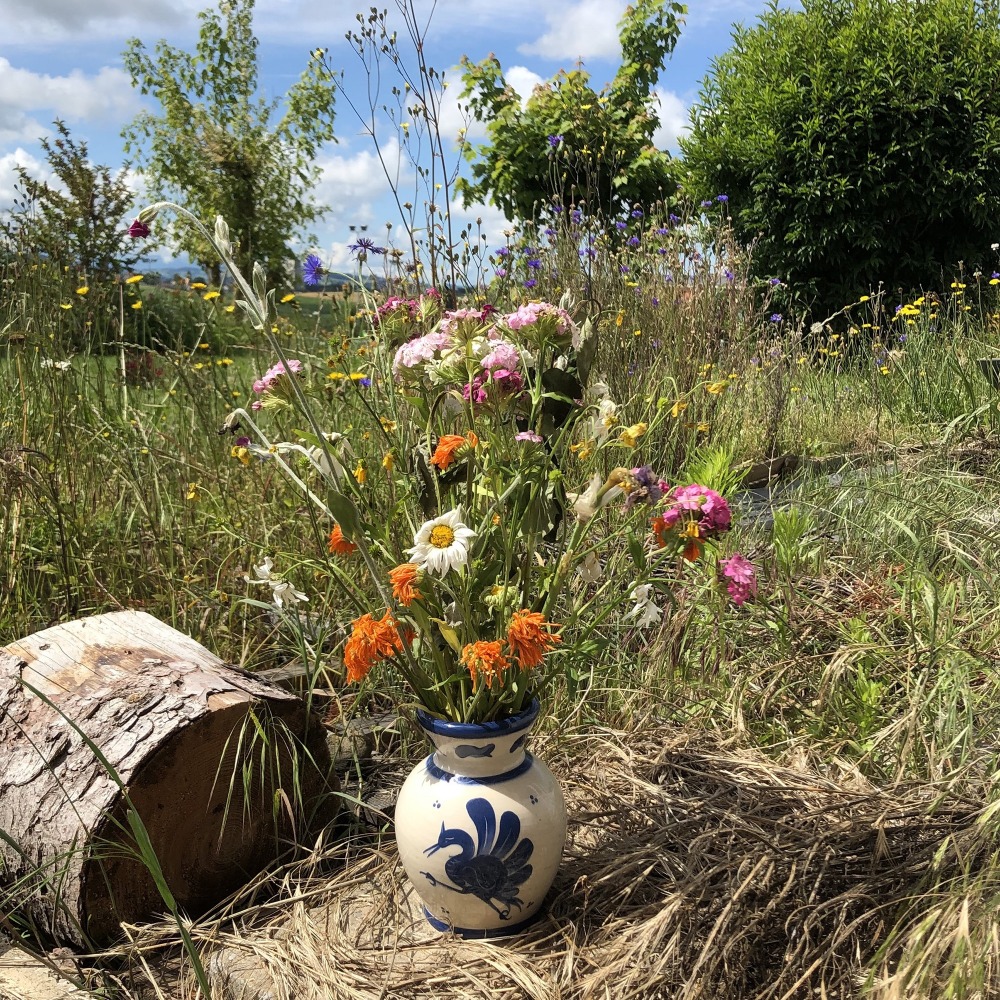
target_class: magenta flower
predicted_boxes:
[515,430,543,443]
[127,218,151,239]
[720,552,757,606]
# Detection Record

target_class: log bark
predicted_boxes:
[0,610,334,947]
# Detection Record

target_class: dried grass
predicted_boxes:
[110,722,1000,1000]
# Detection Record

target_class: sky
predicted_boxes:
[0,0,771,272]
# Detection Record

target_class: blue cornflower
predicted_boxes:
[527,258,542,270]
[615,221,628,231]
[656,227,669,236]
[544,227,556,237]
[496,246,510,258]
[631,208,644,218]
[897,334,907,344]
[724,268,735,281]
[700,200,713,208]
[620,265,629,274]
[524,278,538,289]
[769,277,782,287]
[571,209,583,223]
[495,267,507,277]
[348,236,386,257]
[627,236,640,247]
[553,205,563,213]
[547,134,563,148]
[716,194,729,203]
[770,313,782,323]
[302,253,325,286]
[358,377,372,387]
[668,214,680,223]
[651,297,660,307]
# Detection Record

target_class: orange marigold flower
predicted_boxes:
[328,523,357,556]
[388,562,422,606]
[460,640,509,691]
[343,611,404,684]
[430,431,476,471]
[506,609,561,669]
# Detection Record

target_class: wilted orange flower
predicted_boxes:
[506,610,561,669]
[388,562,422,606]
[327,523,357,556]
[460,640,509,691]
[430,431,477,471]
[344,611,404,684]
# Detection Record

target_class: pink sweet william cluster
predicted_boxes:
[505,302,578,346]
[464,337,525,404]
[719,553,757,606]
[251,358,303,410]
[393,331,454,374]
[651,484,732,561]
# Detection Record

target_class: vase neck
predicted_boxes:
[419,712,537,780]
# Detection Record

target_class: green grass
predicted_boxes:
[6,210,1000,997]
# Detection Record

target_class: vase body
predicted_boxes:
[394,699,566,938]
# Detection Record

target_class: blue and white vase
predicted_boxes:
[394,699,567,938]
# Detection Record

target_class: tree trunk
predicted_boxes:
[0,610,335,947]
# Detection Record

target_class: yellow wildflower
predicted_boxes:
[619,422,647,448]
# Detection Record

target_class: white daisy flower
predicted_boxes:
[407,507,476,577]
[626,584,661,628]
[245,557,308,609]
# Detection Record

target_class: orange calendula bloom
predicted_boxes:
[430,431,477,471]
[327,523,357,556]
[460,640,509,691]
[506,610,561,669]
[343,611,404,684]
[388,562,422,606]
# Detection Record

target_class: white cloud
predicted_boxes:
[506,66,546,107]
[0,148,50,211]
[0,59,141,147]
[519,0,627,61]
[651,90,690,151]
[0,0,197,44]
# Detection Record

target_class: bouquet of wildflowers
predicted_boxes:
[131,206,758,724]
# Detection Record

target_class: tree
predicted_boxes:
[680,0,1000,315]
[13,120,142,278]
[457,0,687,223]
[122,0,337,286]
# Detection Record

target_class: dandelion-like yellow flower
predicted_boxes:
[203,290,220,301]
[125,274,143,284]
[619,422,647,448]
[60,303,73,310]
[131,301,142,310]
[280,293,295,303]
[76,285,89,296]
[190,282,207,290]
[706,381,728,395]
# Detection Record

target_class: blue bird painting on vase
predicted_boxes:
[420,797,534,919]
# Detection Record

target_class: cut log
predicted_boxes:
[0,610,335,947]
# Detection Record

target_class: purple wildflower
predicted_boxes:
[303,253,324,286]
[348,237,387,257]
[127,218,151,239]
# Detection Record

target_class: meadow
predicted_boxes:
[4,202,1000,998]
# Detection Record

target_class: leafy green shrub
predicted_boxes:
[680,0,1000,316]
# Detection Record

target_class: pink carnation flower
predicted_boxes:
[719,552,757,606]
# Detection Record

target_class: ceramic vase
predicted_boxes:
[394,698,566,938]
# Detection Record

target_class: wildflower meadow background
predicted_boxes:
[5,0,1000,996]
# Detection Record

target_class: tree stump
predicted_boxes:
[0,610,335,947]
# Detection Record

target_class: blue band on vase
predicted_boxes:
[424,753,535,785]
[416,698,540,739]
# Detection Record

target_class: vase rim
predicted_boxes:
[416,697,540,738]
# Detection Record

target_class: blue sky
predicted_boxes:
[0,0,770,270]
